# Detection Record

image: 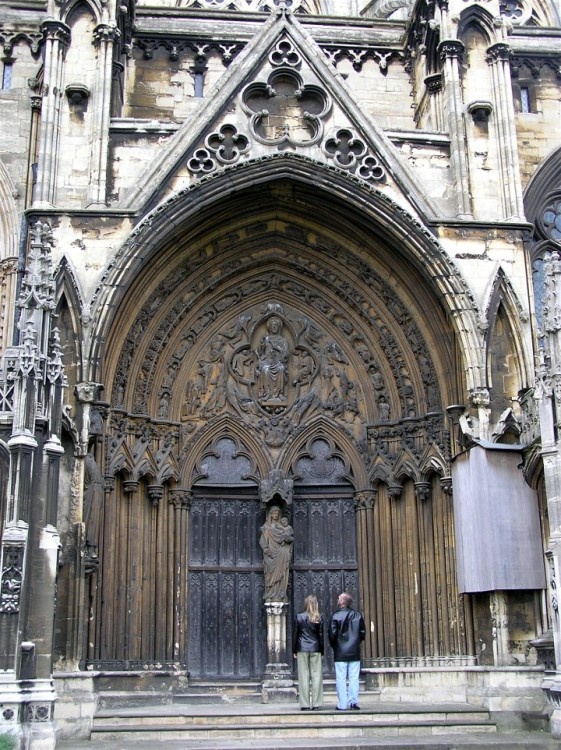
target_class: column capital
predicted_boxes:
[74,382,103,403]
[438,39,465,63]
[41,19,71,47]
[354,489,376,511]
[93,23,121,46]
[486,42,511,64]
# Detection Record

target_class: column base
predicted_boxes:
[0,676,57,750]
[262,662,297,703]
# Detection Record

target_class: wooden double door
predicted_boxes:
[187,485,358,678]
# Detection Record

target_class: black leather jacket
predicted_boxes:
[293,612,324,655]
[328,607,366,662]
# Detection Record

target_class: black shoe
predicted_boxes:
[349,703,360,710]
[311,707,320,711]
[336,707,346,711]
[300,707,311,711]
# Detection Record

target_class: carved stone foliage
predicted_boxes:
[241,67,331,147]
[0,543,25,614]
[112,236,440,429]
[180,302,365,447]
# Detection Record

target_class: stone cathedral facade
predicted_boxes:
[1,0,561,745]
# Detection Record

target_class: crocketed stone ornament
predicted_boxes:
[179,0,314,11]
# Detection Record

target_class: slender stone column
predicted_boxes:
[262,601,296,703]
[438,38,472,219]
[169,489,191,666]
[87,23,120,207]
[486,42,524,221]
[535,251,561,737]
[33,20,70,208]
[354,490,376,656]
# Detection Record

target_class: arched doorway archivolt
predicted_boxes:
[83,157,480,673]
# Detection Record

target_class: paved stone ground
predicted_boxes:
[58,734,561,749]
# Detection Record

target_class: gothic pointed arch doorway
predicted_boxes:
[87,165,477,676]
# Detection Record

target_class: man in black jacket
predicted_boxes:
[328,592,366,710]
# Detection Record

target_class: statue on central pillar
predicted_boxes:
[260,504,293,603]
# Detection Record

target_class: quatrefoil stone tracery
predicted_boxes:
[241,68,331,147]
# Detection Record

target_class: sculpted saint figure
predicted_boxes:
[256,317,289,403]
[84,448,105,559]
[260,505,294,602]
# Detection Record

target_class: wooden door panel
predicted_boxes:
[188,491,265,678]
[292,490,358,674]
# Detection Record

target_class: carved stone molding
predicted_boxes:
[41,19,71,48]
[0,25,43,57]
[261,469,293,506]
[320,45,404,73]
[510,55,561,80]
[135,37,244,66]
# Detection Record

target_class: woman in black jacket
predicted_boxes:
[293,594,324,710]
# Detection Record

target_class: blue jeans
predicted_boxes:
[334,660,360,709]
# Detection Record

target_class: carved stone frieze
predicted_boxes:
[135,38,244,66]
[0,524,27,615]
[320,45,404,74]
[510,55,561,80]
[178,0,314,11]
[0,24,43,57]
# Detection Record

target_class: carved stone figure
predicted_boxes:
[84,449,105,561]
[259,504,293,602]
[256,316,289,404]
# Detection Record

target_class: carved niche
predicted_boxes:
[180,302,365,447]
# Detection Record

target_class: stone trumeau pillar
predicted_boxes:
[436,0,472,219]
[486,36,524,221]
[33,19,70,208]
[0,220,65,749]
[535,251,561,737]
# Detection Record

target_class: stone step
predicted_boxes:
[91,702,497,742]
